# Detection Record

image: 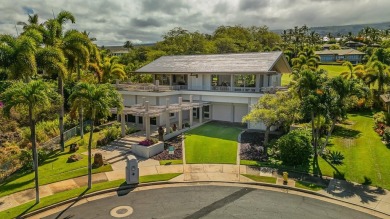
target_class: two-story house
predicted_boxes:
[115,52,291,137]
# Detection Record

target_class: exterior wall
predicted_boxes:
[188,74,203,90]
[212,103,233,122]
[234,104,248,123]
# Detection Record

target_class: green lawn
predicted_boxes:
[295,180,326,191]
[241,174,276,184]
[0,173,181,219]
[0,131,112,198]
[281,64,348,86]
[185,122,242,164]
[241,111,390,190]
[321,111,390,189]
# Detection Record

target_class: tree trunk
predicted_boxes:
[77,63,84,139]
[29,106,39,203]
[314,115,321,157]
[263,126,271,158]
[311,111,318,158]
[87,111,95,189]
[320,118,336,154]
[58,76,65,152]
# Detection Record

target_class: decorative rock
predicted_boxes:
[69,143,79,153]
[93,153,104,168]
[97,137,109,146]
[67,154,82,163]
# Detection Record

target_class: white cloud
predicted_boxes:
[0,0,388,45]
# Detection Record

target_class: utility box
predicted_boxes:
[126,155,139,184]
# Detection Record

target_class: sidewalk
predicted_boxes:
[1,134,389,216]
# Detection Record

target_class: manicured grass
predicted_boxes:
[281,64,348,86]
[241,111,390,190]
[0,131,111,198]
[241,174,276,184]
[321,111,390,189]
[159,160,183,165]
[0,173,182,219]
[185,122,242,164]
[295,180,326,191]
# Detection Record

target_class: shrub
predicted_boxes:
[184,123,190,128]
[275,129,312,166]
[105,126,121,141]
[383,127,390,142]
[327,150,344,164]
[138,138,158,146]
[19,149,48,170]
[126,127,139,135]
[374,112,386,125]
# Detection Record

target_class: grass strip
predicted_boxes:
[241,174,276,184]
[0,173,181,219]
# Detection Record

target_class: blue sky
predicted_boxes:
[0,0,388,45]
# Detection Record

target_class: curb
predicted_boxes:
[20,180,390,218]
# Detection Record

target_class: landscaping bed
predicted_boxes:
[240,131,278,161]
[151,135,183,161]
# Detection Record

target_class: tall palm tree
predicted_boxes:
[69,82,123,189]
[340,61,365,80]
[0,30,42,82]
[34,11,92,151]
[1,80,59,203]
[100,56,126,83]
[291,47,320,73]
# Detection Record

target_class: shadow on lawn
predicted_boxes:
[332,125,361,139]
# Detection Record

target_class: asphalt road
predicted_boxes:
[43,185,379,219]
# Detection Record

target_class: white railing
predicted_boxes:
[117,83,287,94]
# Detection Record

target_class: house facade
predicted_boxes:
[315,49,365,64]
[116,52,291,133]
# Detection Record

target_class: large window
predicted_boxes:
[234,75,255,87]
[155,74,170,85]
[204,105,210,118]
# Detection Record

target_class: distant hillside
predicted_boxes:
[273,22,390,36]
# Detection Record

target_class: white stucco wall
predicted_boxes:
[212,103,233,122]
[234,104,248,123]
[189,74,203,90]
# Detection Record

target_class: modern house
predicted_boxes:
[315,49,365,64]
[115,52,291,138]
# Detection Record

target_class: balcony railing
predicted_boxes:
[116,83,287,94]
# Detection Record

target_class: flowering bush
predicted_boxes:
[138,138,158,146]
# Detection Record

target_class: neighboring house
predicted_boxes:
[344,41,366,50]
[104,46,129,56]
[315,49,365,64]
[115,52,291,132]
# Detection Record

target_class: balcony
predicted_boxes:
[116,83,287,94]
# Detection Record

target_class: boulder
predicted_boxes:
[69,143,79,153]
[67,154,82,163]
[93,153,104,168]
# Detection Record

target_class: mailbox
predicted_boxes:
[126,155,139,184]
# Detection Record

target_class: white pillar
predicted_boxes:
[189,95,193,126]
[121,110,126,137]
[230,74,234,91]
[178,97,183,130]
[142,97,146,131]
[199,106,203,124]
[165,98,170,134]
[255,74,260,92]
[145,101,150,139]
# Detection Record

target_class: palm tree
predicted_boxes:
[1,80,59,203]
[124,40,134,51]
[100,56,126,83]
[340,61,365,80]
[291,47,320,73]
[34,11,92,151]
[69,82,122,188]
[364,61,390,95]
[0,30,41,82]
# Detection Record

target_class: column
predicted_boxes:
[178,97,182,130]
[255,74,260,92]
[199,106,203,124]
[145,101,150,139]
[230,74,234,91]
[189,95,193,126]
[165,98,170,134]
[142,97,146,131]
[121,110,126,137]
